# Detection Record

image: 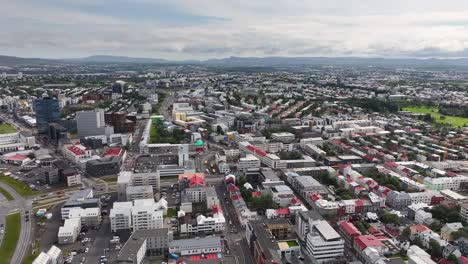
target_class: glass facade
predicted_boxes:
[35,97,60,134]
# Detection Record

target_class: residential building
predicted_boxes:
[385,191,411,210]
[441,222,463,241]
[179,205,226,235]
[60,189,99,220]
[117,171,160,201]
[110,198,167,232]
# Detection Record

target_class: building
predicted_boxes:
[295,210,324,242]
[32,246,63,264]
[245,220,301,264]
[286,172,326,198]
[126,185,154,201]
[305,220,345,263]
[354,235,384,262]
[441,222,463,241]
[407,245,436,264]
[117,234,147,264]
[35,97,60,135]
[86,156,121,177]
[461,203,468,224]
[76,109,114,138]
[168,236,222,256]
[58,218,81,244]
[179,205,226,235]
[32,252,51,264]
[110,198,167,232]
[39,167,60,185]
[62,143,98,169]
[105,112,136,134]
[271,132,295,143]
[60,189,99,220]
[68,207,102,227]
[117,171,160,201]
[238,154,261,172]
[385,191,411,210]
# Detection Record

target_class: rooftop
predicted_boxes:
[0,123,17,134]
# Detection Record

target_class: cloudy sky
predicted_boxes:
[2,0,468,59]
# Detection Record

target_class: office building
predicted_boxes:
[86,156,121,177]
[117,171,160,201]
[58,218,81,244]
[35,97,60,135]
[76,109,114,138]
[305,220,345,263]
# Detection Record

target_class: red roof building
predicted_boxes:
[104,147,123,157]
[339,222,361,242]
[354,235,383,252]
[178,173,205,187]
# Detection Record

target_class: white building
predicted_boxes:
[169,236,222,256]
[58,218,81,244]
[238,154,261,171]
[110,198,167,232]
[126,185,154,201]
[305,220,345,263]
[407,245,436,264]
[118,171,160,201]
[271,132,295,143]
[179,206,225,235]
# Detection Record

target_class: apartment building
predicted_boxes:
[110,199,167,232]
[117,171,160,201]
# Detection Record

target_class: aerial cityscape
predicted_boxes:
[1,1,468,264]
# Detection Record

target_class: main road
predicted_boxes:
[0,181,33,264]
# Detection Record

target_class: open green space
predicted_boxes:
[0,213,21,264]
[403,106,468,127]
[0,186,14,201]
[286,240,299,247]
[0,174,40,197]
[165,208,178,218]
[149,121,184,144]
[0,124,16,134]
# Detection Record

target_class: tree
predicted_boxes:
[447,254,458,263]
[411,237,424,248]
[381,212,400,225]
[400,227,411,241]
[429,239,442,259]
[27,153,35,160]
[216,125,224,135]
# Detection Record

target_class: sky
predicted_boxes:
[2,0,468,60]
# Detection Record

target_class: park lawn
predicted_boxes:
[403,106,468,128]
[0,186,14,201]
[165,208,178,218]
[0,213,21,264]
[0,175,40,197]
[0,124,16,134]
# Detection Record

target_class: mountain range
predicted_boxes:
[3,54,468,67]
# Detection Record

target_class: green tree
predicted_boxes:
[381,213,400,224]
[429,239,442,259]
[447,254,458,263]
[400,227,411,241]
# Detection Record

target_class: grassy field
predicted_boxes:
[0,186,14,201]
[403,106,468,127]
[0,213,21,264]
[0,124,16,134]
[0,175,40,197]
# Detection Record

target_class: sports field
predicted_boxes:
[403,106,468,128]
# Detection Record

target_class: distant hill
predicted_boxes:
[61,55,171,64]
[3,54,468,67]
[0,55,58,66]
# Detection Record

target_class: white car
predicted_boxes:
[85,247,89,253]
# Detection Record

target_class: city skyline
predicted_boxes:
[3,0,468,60]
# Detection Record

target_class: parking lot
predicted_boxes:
[34,193,130,264]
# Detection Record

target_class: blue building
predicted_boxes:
[34,97,60,135]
